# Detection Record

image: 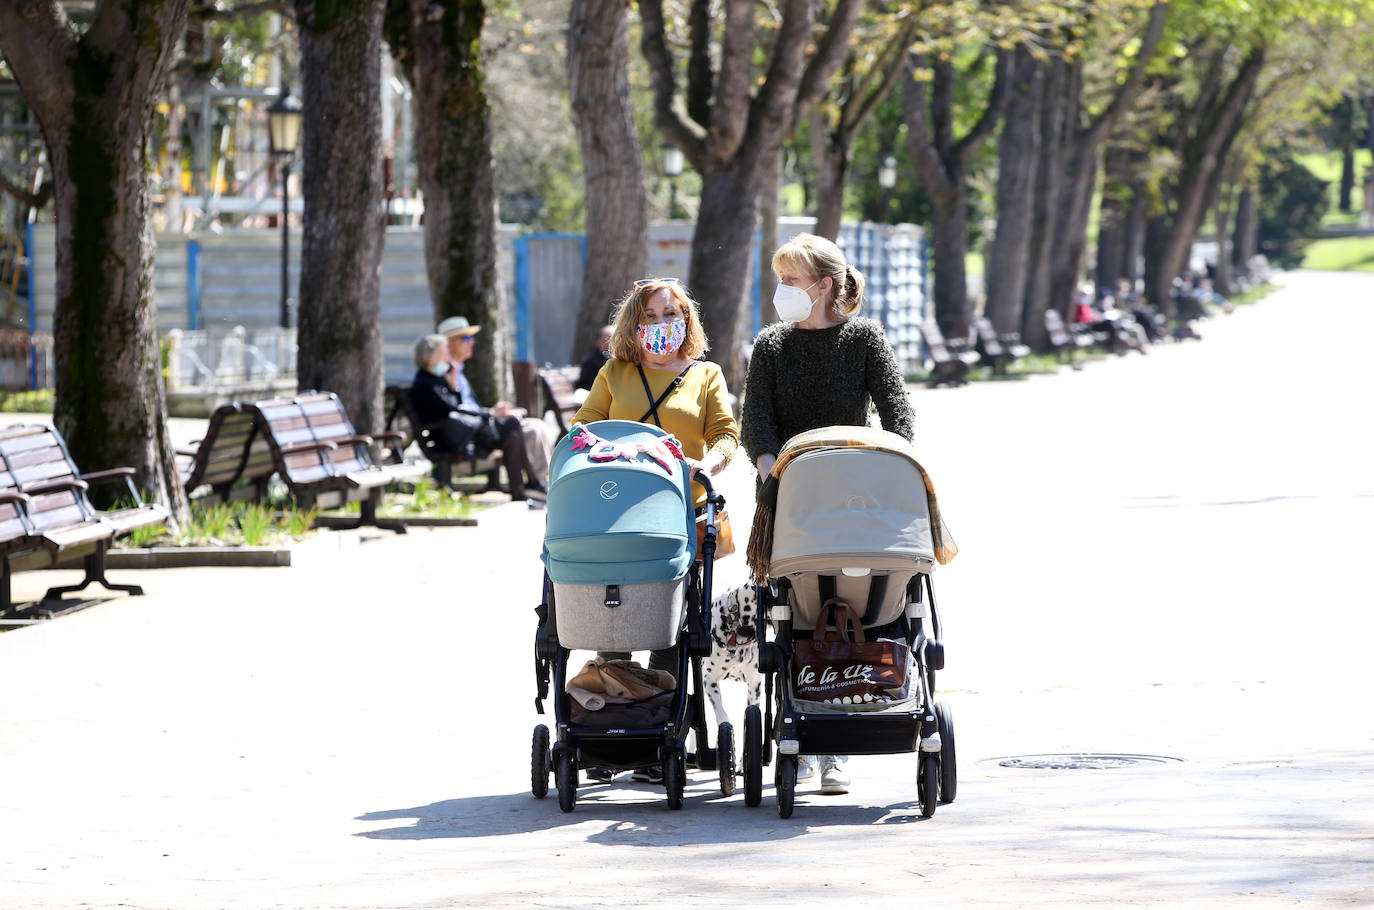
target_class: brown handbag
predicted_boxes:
[793,598,911,704]
[697,508,736,558]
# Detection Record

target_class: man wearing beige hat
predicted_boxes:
[436,316,553,498]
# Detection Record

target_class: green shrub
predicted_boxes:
[1258,158,1330,269]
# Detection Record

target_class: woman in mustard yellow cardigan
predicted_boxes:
[571,277,739,784]
[572,277,739,510]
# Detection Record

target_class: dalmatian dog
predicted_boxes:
[702,583,764,729]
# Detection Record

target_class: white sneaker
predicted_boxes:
[795,755,817,783]
[820,755,850,794]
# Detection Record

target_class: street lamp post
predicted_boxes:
[663,145,684,219]
[878,155,897,222]
[267,87,303,330]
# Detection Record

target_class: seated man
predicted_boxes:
[576,324,614,393]
[411,330,543,502]
[437,316,554,495]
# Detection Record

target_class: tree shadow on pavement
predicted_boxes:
[355,778,933,844]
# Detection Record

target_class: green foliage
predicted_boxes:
[0,390,55,413]
[1257,158,1330,267]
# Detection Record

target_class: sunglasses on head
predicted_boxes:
[633,277,682,289]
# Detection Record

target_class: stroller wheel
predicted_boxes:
[775,755,797,819]
[717,722,736,797]
[918,754,938,818]
[556,750,578,813]
[664,750,686,810]
[742,705,763,808]
[531,725,550,799]
[934,701,957,804]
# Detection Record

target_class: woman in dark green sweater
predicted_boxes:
[740,232,915,796]
[742,233,914,478]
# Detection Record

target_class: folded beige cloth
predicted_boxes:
[567,658,676,710]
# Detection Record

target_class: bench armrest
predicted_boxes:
[0,489,33,505]
[176,444,201,457]
[372,431,405,443]
[79,467,136,483]
[280,440,338,456]
[22,477,90,496]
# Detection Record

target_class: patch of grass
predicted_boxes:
[0,389,55,413]
[1295,149,1372,228]
[120,500,318,548]
[320,479,492,520]
[1301,236,1374,272]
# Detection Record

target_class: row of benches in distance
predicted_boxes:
[917,310,1135,387]
[1,391,471,617]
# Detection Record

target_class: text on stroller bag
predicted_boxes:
[794,598,912,705]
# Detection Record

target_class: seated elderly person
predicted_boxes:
[410,333,544,502]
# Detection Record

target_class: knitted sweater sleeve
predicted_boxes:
[740,329,780,466]
[863,320,915,441]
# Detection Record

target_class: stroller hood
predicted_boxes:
[771,429,935,575]
[542,420,696,586]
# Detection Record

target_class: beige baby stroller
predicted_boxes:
[743,426,958,818]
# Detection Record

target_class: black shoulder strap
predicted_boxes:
[637,362,695,426]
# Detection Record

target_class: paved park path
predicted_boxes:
[1,270,1371,908]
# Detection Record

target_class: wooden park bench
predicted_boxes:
[178,404,277,504]
[1043,309,1095,364]
[182,392,427,532]
[536,365,583,436]
[383,383,501,490]
[0,423,167,614]
[972,316,1031,375]
[917,319,981,387]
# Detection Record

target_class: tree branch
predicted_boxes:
[0,167,51,209]
[954,46,1012,169]
[711,0,758,158]
[638,0,707,167]
[685,0,713,130]
[902,49,957,200]
[795,0,864,113]
[0,0,77,133]
[1081,0,1169,148]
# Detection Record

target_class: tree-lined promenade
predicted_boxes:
[1,271,1370,906]
[2,0,1372,520]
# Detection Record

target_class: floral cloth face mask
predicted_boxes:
[638,319,687,355]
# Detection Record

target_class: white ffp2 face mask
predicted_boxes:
[773,279,819,322]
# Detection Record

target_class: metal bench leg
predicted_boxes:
[43,548,144,603]
[358,492,408,534]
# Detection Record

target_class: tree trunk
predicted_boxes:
[1021,56,1067,350]
[759,148,782,325]
[1048,141,1100,314]
[1146,47,1266,313]
[1121,183,1148,286]
[927,187,969,339]
[295,0,387,435]
[902,49,1011,342]
[567,0,648,363]
[984,44,1042,335]
[0,0,192,525]
[639,0,864,391]
[691,165,762,393]
[1338,137,1355,213]
[386,0,506,404]
[1213,184,1235,295]
[811,114,847,242]
[1233,182,1256,278]
[1143,215,1174,317]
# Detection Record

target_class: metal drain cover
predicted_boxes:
[990,753,1182,770]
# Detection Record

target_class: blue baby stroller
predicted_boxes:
[532,420,728,811]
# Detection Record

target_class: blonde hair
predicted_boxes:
[609,279,709,363]
[771,232,865,317]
